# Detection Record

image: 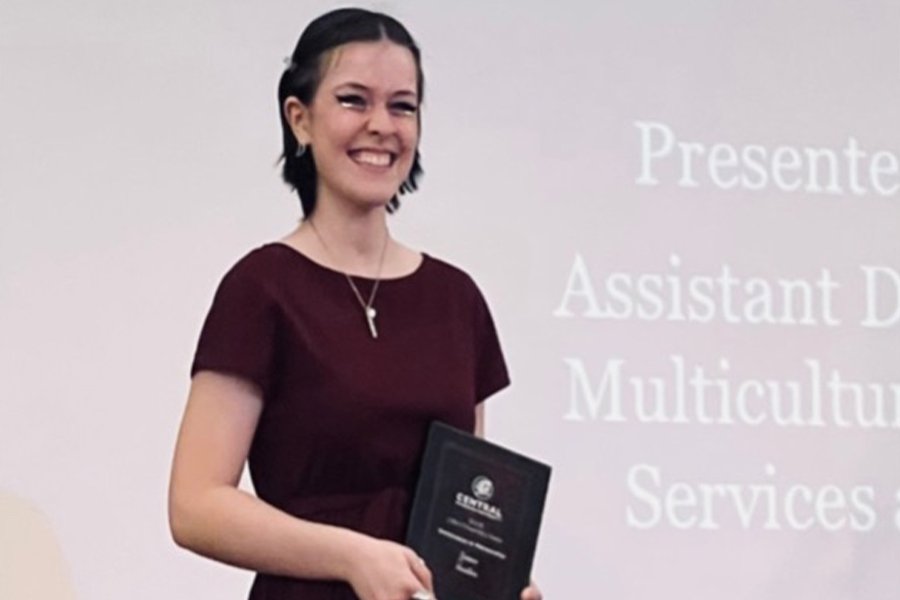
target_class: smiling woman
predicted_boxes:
[277,9,425,217]
[167,8,540,600]
[283,40,420,214]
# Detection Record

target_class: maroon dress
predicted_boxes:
[191,243,510,600]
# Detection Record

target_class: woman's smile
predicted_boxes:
[348,149,396,168]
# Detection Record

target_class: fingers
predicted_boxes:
[521,581,542,600]
[348,538,439,600]
[405,550,434,593]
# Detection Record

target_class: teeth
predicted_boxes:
[352,151,392,167]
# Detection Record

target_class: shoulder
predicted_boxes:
[203,244,307,313]
[215,243,305,293]
[418,254,496,312]
[421,254,479,289]
[224,243,296,280]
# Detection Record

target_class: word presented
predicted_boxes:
[634,120,900,197]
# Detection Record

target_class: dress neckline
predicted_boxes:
[265,241,429,283]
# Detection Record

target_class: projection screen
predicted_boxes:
[1,1,898,598]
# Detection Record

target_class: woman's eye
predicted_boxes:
[391,102,418,115]
[337,94,366,108]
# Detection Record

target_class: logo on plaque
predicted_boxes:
[471,476,494,501]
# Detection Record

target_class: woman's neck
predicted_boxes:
[301,201,391,276]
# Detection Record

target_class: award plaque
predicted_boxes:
[406,422,551,600]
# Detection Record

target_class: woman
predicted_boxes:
[169,8,541,600]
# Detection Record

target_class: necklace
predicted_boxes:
[307,219,389,339]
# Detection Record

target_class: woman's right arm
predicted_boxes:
[168,371,433,600]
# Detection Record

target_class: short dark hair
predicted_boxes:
[277,8,425,217]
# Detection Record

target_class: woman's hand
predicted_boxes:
[522,580,543,600]
[345,536,434,600]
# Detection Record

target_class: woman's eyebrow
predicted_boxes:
[334,82,369,92]
[333,81,417,99]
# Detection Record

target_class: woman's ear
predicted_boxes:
[283,96,311,146]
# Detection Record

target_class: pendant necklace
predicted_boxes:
[307,219,389,339]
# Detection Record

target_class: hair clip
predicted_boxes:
[283,56,296,71]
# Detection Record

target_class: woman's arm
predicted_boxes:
[474,403,486,438]
[169,371,432,600]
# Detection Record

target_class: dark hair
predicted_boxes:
[278,8,425,217]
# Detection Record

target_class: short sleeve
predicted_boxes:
[190,260,278,397]
[472,289,510,402]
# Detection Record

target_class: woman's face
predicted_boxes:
[290,40,420,211]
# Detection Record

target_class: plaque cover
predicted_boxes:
[406,422,551,600]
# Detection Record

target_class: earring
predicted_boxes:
[295,143,307,158]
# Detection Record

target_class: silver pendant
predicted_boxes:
[365,306,378,339]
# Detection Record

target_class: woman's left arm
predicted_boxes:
[472,404,543,600]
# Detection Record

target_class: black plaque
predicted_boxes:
[406,422,551,600]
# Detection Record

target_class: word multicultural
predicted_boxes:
[634,120,900,197]
[563,355,900,430]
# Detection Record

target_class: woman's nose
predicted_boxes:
[366,105,396,135]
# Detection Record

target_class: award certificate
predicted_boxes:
[406,422,551,600]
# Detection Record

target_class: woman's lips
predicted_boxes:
[348,149,395,167]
